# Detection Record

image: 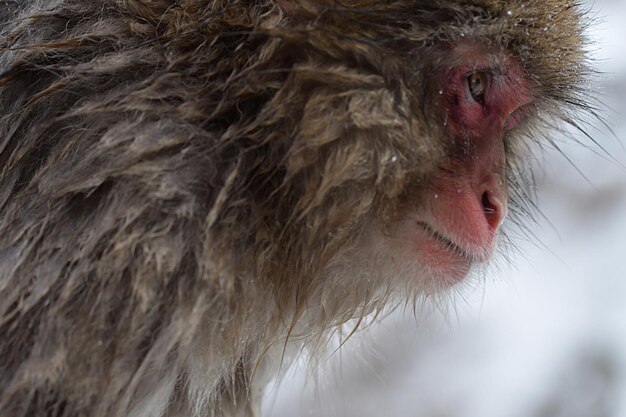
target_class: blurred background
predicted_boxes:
[263,0,626,416]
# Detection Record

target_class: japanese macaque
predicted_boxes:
[0,1,593,416]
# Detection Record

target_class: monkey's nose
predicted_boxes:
[480,177,508,232]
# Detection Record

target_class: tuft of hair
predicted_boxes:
[0,1,594,416]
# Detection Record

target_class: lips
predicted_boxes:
[409,220,474,285]
[415,221,473,262]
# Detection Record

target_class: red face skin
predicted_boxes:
[407,44,534,284]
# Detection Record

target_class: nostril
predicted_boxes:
[481,190,502,231]
[482,191,496,213]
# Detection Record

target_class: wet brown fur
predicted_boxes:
[0,1,591,416]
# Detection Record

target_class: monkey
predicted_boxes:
[0,1,594,416]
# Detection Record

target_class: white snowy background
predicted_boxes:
[263,1,626,416]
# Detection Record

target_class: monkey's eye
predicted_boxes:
[467,71,489,104]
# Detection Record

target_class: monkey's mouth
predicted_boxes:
[415,221,474,263]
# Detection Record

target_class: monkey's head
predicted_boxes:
[177,0,593,324]
[190,0,590,320]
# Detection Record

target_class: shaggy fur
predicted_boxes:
[0,1,591,416]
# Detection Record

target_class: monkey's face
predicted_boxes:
[389,44,534,288]
[294,44,535,296]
